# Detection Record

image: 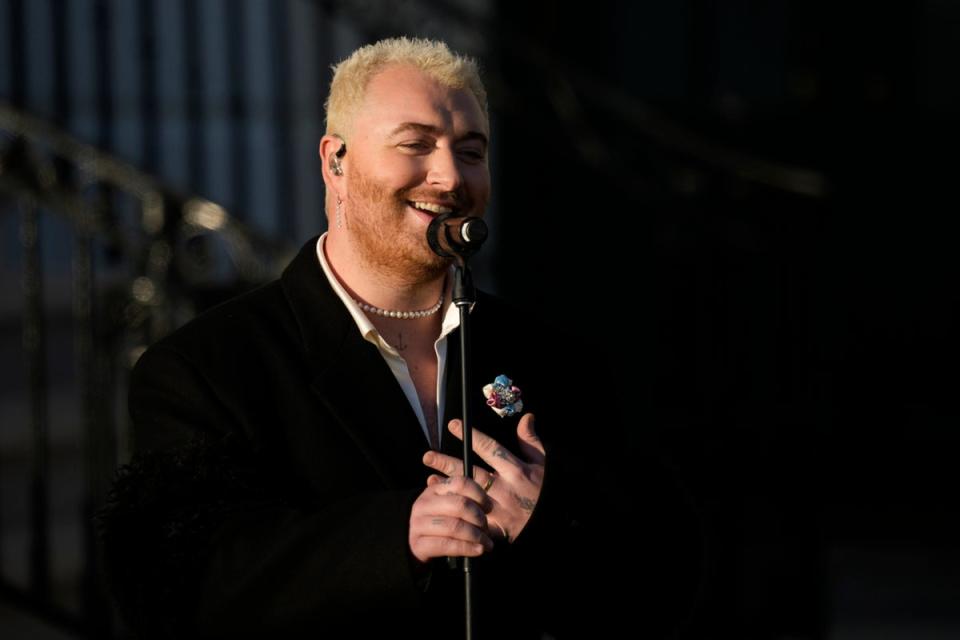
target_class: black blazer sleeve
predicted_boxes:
[100,343,431,639]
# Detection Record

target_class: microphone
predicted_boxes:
[426,212,488,260]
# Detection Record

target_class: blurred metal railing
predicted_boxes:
[0,103,293,638]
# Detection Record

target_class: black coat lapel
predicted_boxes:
[311,334,433,489]
[281,238,431,489]
[441,299,525,465]
[441,329,465,460]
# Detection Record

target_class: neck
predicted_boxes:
[324,231,446,315]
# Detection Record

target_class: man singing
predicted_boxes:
[100,37,700,639]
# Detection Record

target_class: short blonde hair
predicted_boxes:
[325,37,488,139]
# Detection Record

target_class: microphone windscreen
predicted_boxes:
[427,213,487,259]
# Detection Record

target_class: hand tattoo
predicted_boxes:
[513,492,536,512]
[493,447,514,464]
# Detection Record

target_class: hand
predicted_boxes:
[423,413,545,544]
[408,472,495,564]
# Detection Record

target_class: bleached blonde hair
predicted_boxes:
[325,37,488,139]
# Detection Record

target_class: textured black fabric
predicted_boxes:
[98,237,702,639]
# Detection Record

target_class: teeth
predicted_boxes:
[411,201,454,214]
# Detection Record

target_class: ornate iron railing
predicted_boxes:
[0,103,292,638]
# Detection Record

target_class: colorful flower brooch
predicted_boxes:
[482,374,523,418]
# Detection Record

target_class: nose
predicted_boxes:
[426,147,463,193]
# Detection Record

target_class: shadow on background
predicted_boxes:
[491,2,960,638]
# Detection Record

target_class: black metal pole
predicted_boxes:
[426,212,488,639]
[453,263,476,640]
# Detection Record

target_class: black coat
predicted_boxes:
[100,238,702,639]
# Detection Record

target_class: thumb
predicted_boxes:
[517,413,545,463]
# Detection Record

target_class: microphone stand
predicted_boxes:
[427,213,487,640]
[452,258,477,640]
[427,212,487,640]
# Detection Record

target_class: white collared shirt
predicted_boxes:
[315,233,461,446]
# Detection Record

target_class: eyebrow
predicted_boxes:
[389,122,488,147]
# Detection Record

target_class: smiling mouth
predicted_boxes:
[408,200,459,216]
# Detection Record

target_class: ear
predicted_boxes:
[319,134,347,194]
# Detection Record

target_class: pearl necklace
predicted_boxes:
[353,293,444,319]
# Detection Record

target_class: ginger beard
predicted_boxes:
[344,168,467,284]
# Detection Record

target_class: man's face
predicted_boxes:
[343,63,490,283]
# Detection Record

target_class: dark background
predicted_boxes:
[494,3,960,638]
[495,3,960,638]
[2,1,958,638]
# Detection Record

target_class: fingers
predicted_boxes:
[423,452,496,499]
[516,413,545,465]
[423,489,489,528]
[409,485,494,563]
[423,450,465,478]
[425,473,493,512]
[427,472,496,502]
[410,511,494,550]
[446,420,521,477]
[431,419,545,546]
[410,535,490,562]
